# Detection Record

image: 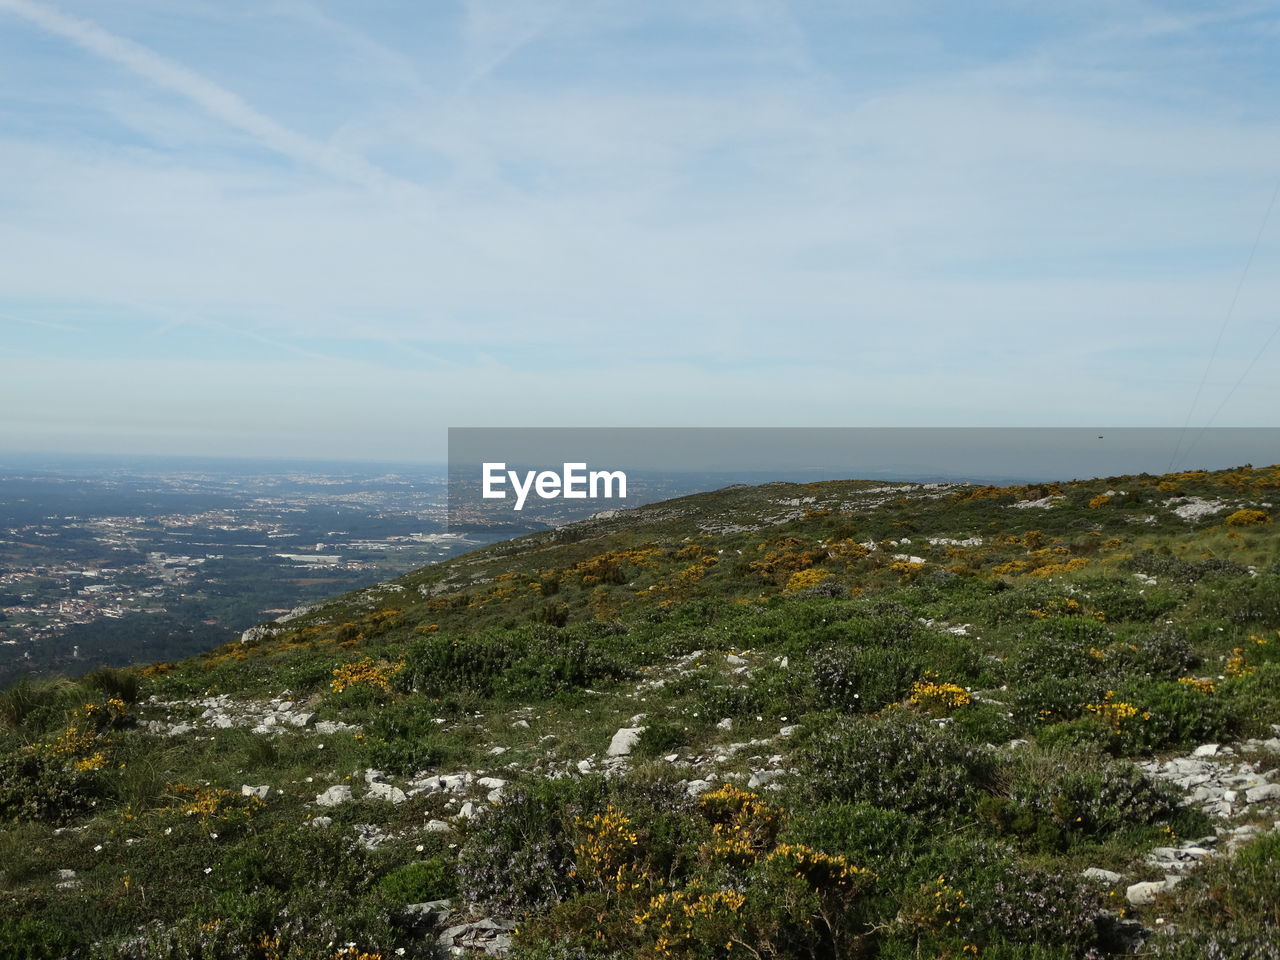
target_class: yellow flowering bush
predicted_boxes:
[785,568,832,593]
[1225,647,1252,678]
[170,783,266,823]
[829,538,870,559]
[1177,676,1216,694]
[910,680,972,711]
[699,785,780,864]
[633,887,749,957]
[749,538,825,580]
[1225,508,1270,526]
[897,875,969,932]
[571,805,653,897]
[330,948,383,960]
[330,657,404,694]
[890,559,925,579]
[1084,692,1149,732]
[764,843,871,890]
[1026,557,1089,578]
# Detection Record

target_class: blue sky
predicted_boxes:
[1,0,1278,461]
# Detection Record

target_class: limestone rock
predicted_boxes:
[607,726,644,757]
[1082,868,1122,884]
[315,785,353,807]
[1126,876,1181,906]
[367,781,407,804]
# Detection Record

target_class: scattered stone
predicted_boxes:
[354,823,390,850]
[404,899,451,927]
[54,868,80,890]
[716,718,733,731]
[315,720,359,735]
[1246,783,1280,803]
[747,769,786,789]
[367,782,407,804]
[241,784,270,800]
[607,727,644,757]
[315,785,353,807]
[437,917,516,957]
[1126,877,1181,906]
[1082,868,1122,884]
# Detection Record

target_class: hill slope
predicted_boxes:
[3,464,1280,959]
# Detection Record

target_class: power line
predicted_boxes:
[1180,317,1280,465]
[1168,175,1280,471]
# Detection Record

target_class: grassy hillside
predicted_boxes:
[3,464,1280,959]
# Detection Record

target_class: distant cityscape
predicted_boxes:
[0,456,513,683]
[0,454,972,684]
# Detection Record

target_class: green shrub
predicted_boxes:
[0,749,106,824]
[379,858,457,904]
[780,802,925,872]
[1223,662,1280,732]
[978,745,1186,850]
[633,719,692,759]
[809,644,919,712]
[457,776,606,914]
[1200,575,1280,625]
[0,675,81,734]
[947,700,1019,744]
[1010,616,1112,685]
[1123,551,1248,585]
[1115,679,1243,752]
[399,628,628,701]
[1078,577,1181,622]
[1147,930,1280,959]
[362,699,460,775]
[1010,675,1107,727]
[692,677,763,719]
[1165,829,1280,931]
[906,839,1102,952]
[0,914,77,960]
[81,666,143,703]
[795,707,996,816]
[1102,626,1200,681]
[962,863,1101,951]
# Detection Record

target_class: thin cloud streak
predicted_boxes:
[0,312,81,332]
[0,0,419,197]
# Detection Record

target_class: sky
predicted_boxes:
[1,0,1279,463]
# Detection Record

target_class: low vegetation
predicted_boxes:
[2,464,1279,958]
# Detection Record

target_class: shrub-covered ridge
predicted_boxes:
[1,464,1279,958]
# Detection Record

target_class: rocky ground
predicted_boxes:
[125,655,1280,958]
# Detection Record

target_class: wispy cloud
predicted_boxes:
[0,312,80,332]
[0,0,417,195]
[2,1,1280,456]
